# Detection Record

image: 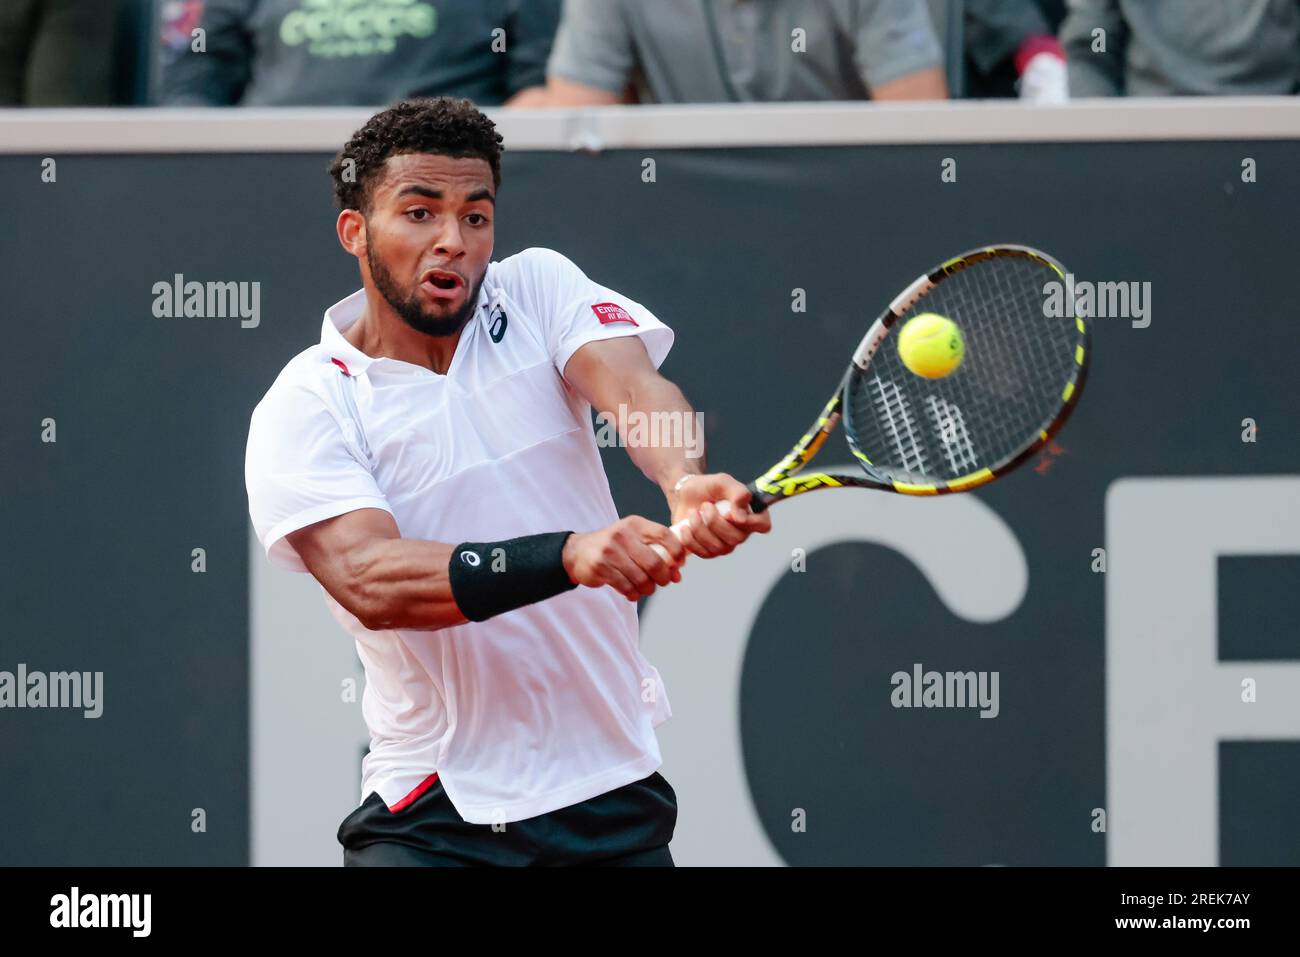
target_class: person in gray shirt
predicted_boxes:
[1061,0,1300,96]
[539,0,947,104]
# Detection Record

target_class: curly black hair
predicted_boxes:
[328,97,504,215]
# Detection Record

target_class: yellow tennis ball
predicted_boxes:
[897,313,965,379]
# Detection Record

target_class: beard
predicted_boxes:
[367,245,485,339]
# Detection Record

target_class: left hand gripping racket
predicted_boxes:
[653,244,1090,559]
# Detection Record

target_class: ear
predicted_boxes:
[336,208,367,259]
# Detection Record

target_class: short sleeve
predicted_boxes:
[545,0,636,95]
[517,247,674,381]
[245,375,393,573]
[853,0,944,92]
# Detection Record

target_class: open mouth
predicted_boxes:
[420,269,464,299]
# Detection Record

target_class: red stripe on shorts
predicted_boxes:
[387,773,440,813]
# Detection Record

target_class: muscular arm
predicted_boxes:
[563,337,703,497]
[282,342,713,626]
[286,508,467,632]
[563,336,771,557]
[286,493,684,623]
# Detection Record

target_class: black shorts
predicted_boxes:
[338,770,678,867]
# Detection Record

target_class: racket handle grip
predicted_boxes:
[650,500,733,563]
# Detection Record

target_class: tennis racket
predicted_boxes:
[652,244,1089,559]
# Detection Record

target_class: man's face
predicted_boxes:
[361,152,496,338]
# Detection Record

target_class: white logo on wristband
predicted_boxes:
[460,551,482,567]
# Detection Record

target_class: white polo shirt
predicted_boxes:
[245,247,675,824]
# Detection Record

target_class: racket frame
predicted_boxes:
[746,245,1090,513]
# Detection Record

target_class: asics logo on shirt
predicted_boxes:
[489,307,508,343]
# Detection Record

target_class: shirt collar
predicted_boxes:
[321,277,495,377]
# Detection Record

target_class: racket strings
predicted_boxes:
[845,255,1080,484]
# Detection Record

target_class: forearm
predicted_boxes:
[616,375,707,497]
[504,85,550,107]
[345,538,464,631]
[351,531,587,628]
[871,66,949,100]
[541,75,623,106]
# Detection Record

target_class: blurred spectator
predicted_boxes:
[159,0,560,106]
[963,0,1068,102]
[540,0,947,105]
[0,0,137,105]
[1060,0,1300,96]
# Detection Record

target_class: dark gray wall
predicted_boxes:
[2,140,1297,864]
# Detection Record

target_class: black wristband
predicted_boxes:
[448,531,578,623]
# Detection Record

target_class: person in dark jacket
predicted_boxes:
[159,0,560,106]
[963,0,1067,101]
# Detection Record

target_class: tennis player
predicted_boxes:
[244,97,770,866]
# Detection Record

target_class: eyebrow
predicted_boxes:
[394,185,495,205]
